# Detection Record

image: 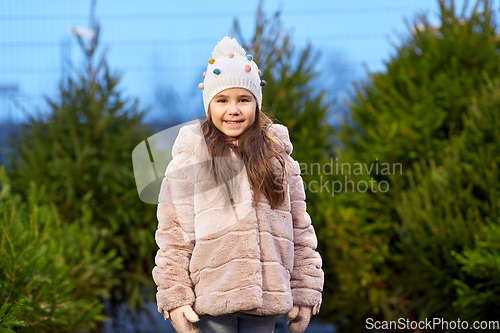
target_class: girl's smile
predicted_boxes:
[209,88,257,138]
[224,120,243,125]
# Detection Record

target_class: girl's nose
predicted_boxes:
[228,102,240,114]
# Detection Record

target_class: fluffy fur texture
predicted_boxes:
[152,123,324,317]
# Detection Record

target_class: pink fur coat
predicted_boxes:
[152,123,324,317]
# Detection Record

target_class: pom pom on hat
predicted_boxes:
[212,36,246,58]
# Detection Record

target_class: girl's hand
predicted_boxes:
[162,309,169,320]
[169,304,200,333]
[287,305,313,333]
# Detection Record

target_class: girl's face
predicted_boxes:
[209,88,257,138]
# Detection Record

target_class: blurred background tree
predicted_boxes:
[325,0,500,331]
[395,71,500,323]
[0,165,122,332]
[4,19,160,331]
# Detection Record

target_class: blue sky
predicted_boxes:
[0,0,483,123]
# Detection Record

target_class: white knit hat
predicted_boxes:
[198,36,266,115]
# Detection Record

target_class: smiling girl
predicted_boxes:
[152,36,324,333]
[211,89,256,137]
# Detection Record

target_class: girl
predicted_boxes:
[152,36,323,333]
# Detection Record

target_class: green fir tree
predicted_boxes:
[0,165,122,332]
[395,71,500,324]
[324,0,500,331]
[5,20,158,320]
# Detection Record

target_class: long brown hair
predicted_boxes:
[200,104,287,210]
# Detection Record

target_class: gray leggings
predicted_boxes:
[195,311,279,333]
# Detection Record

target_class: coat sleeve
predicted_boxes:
[152,151,196,315]
[288,156,324,314]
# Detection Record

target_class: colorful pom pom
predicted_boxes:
[228,53,234,58]
[198,83,204,90]
[245,65,251,72]
[247,54,253,61]
[260,80,267,87]
[208,58,215,64]
[213,68,221,75]
[202,71,206,78]
[258,69,261,75]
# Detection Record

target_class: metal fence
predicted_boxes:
[0,92,44,167]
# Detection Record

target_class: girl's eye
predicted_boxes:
[218,99,227,103]
[240,99,249,102]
